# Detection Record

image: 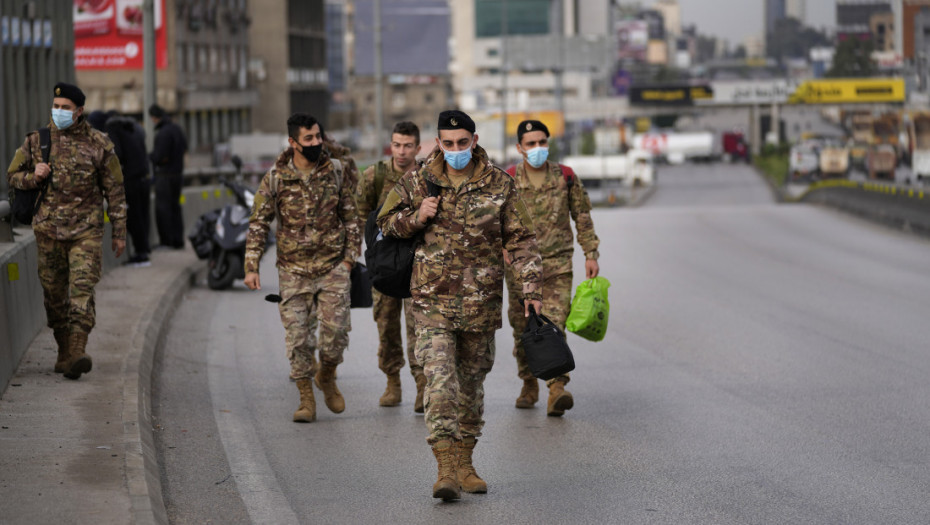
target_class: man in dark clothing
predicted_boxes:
[106,112,152,265]
[148,104,188,249]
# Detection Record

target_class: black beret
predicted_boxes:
[437,110,475,134]
[53,82,85,107]
[517,120,549,141]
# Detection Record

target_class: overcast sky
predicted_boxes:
[679,0,835,47]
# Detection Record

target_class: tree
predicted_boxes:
[767,17,832,61]
[827,36,876,78]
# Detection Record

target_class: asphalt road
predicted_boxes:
[153,163,930,524]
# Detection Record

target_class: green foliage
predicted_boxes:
[827,37,876,78]
[754,150,789,187]
[580,131,596,155]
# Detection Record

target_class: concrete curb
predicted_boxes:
[122,258,204,525]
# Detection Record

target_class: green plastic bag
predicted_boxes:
[565,276,610,342]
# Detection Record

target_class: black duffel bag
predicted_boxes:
[521,304,575,380]
[10,128,51,225]
[350,262,373,308]
[520,306,575,380]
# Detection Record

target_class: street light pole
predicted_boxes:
[143,0,156,151]
[374,0,384,148]
[501,0,508,163]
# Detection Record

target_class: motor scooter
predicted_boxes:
[189,156,254,290]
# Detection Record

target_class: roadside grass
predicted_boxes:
[754,146,790,187]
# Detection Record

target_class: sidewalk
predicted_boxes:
[0,248,202,525]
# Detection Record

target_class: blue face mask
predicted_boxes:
[525,146,549,168]
[52,108,74,130]
[442,140,474,170]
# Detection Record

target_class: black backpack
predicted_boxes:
[11,128,51,225]
[364,178,440,299]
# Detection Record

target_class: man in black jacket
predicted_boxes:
[149,104,188,249]
[106,111,152,265]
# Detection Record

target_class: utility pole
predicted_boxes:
[143,0,156,151]
[554,0,566,156]
[374,0,384,148]
[501,0,508,163]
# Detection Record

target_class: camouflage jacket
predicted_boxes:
[245,148,361,278]
[6,117,127,241]
[357,158,407,222]
[377,145,542,331]
[507,160,600,276]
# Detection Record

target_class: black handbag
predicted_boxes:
[521,305,575,380]
[350,262,373,308]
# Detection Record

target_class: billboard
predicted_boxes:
[629,85,713,106]
[616,20,648,61]
[787,78,905,104]
[74,0,167,70]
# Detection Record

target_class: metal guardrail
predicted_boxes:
[182,167,264,187]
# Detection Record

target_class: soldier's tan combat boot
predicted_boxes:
[379,372,402,407]
[456,437,488,494]
[515,378,539,409]
[431,439,461,501]
[53,329,70,374]
[293,378,316,423]
[413,373,427,414]
[315,364,345,413]
[63,332,93,380]
[546,379,574,417]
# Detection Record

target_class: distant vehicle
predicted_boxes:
[789,141,820,181]
[632,131,717,164]
[910,114,930,182]
[867,144,896,180]
[849,114,874,144]
[562,149,655,187]
[818,139,850,178]
[721,132,750,163]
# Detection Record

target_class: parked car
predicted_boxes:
[789,141,820,181]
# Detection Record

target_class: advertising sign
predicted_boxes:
[74,0,167,70]
[787,78,905,104]
[504,111,565,138]
[699,81,793,105]
[629,85,713,106]
[616,20,648,61]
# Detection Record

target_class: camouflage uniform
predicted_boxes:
[6,117,127,335]
[357,159,419,378]
[504,160,599,385]
[245,148,360,380]
[378,145,542,444]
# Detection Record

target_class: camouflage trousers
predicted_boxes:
[278,263,351,380]
[505,269,573,386]
[414,326,495,445]
[372,289,421,378]
[35,231,103,334]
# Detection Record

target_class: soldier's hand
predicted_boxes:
[585,259,599,279]
[244,272,261,290]
[525,299,543,318]
[417,196,440,224]
[112,238,126,258]
[34,162,51,182]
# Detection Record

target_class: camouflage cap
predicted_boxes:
[517,120,549,141]
[53,82,85,107]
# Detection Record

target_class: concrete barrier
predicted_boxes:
[797,180,930,238]
[0,183,236,394]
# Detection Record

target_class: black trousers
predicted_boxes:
[124,177,152,255]
[154,172,184,248]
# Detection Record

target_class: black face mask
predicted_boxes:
[296,143,323,163]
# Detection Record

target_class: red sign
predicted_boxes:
[74,0,167,70]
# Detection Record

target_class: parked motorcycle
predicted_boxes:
[189,156,254,290]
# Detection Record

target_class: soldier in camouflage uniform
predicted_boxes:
[357,121,424,410]
[6,82,127,380]
[378,110,543,501]
[504,120,600,417]
[244,113,360,423]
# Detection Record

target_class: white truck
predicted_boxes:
[631,131,717,164]
[911,114,930,183]
[561,149,655,187]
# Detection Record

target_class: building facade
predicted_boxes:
[76,0,257,168]
[249,0,329,135]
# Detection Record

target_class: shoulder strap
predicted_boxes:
[558,164,575,189]
[331,157,343,190]
[505,165,517,177]
[38,128,51,164]
[374,160,390,201]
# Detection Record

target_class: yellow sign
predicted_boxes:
[7,263,19,282]
[788,78,905,104]
[498,111,565,138]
